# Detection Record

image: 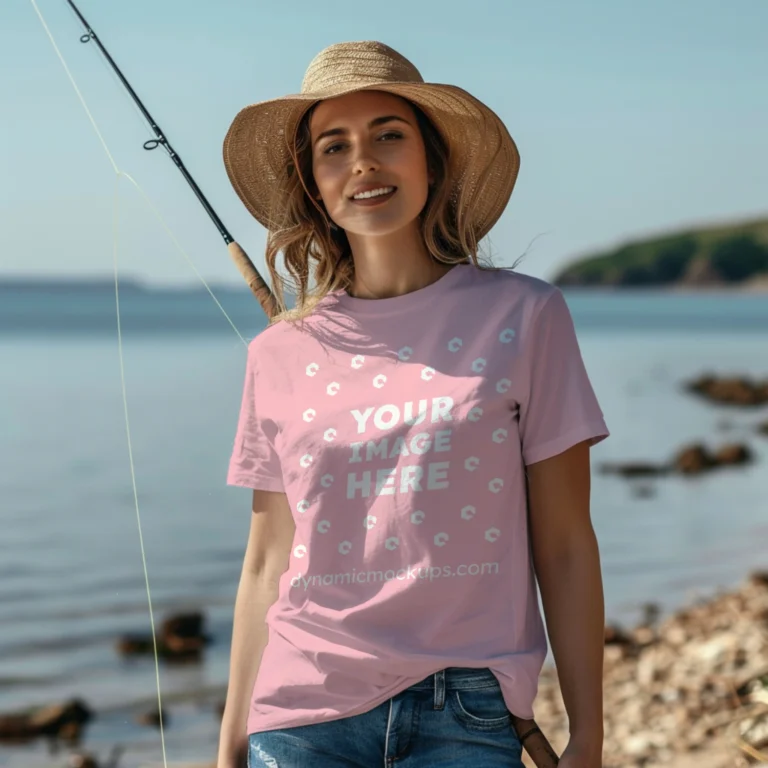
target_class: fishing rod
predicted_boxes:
[64,0,277,319]
[61,4,562,765]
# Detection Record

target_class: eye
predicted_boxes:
[322,131,403,155]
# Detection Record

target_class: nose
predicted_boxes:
[350,143,380,175]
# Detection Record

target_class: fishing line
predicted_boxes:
[27,0,253,765]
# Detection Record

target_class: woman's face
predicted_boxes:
[309,90,433,238]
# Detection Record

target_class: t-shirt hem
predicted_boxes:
[248,696,535,735]
[227,473,285,493]
[523,420,609,466]
[246,673,423,735]
[246,666,538,735]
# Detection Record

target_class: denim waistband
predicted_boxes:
[406,666,499,692]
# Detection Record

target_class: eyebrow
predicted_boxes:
[313,115,412,146]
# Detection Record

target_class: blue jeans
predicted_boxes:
[247,667,524,767]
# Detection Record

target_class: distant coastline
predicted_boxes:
[553,213,768,290]
[0,276,250,295]
[5,210,768,298]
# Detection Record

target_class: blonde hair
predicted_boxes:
[261,95,511,329]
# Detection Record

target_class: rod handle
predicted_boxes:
[227,241,278,320]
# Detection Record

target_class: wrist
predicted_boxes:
[568,727,604,757]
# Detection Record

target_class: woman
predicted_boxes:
[218,41,608,768]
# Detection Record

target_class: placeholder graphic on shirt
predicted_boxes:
[284,331,522,596]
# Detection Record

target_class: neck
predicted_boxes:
[344,224,454,300]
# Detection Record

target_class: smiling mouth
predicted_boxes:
[349,187,398,204]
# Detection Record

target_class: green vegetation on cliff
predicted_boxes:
[553,215,768,288]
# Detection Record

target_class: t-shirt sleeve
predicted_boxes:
[226,341,285,492]
[518,287,609,466]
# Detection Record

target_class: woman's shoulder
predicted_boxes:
[469,263,560,306]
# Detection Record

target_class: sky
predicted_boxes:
[1,0,767,288]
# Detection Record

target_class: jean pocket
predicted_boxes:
[448,684,513,731]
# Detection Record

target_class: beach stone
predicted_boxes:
[673,444,714,474]
[749,570,768,588]
[0,698,92,743]
[604,624,634,645]
[625,731,661,755]
[68,745,124,768]
[633,626,656,646]
[161,611,204,639]
[598,461,669,477]
[116,610,209,661]
[637,650,661,686]
[68,755,98,768]
[600,439,755,485]
[693,635,733,663]
[713,443,753,467]
[115,636,153,656]
[135,707,166,727]
[685,374,768,407]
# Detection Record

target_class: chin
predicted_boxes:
[342,214,423,239]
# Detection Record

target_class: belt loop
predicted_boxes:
[433,669,446,710]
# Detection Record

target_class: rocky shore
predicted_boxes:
[524,571,768,768]
[3,572,765,768]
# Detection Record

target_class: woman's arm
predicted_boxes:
[526,439,605,765]
[217,490,295,767]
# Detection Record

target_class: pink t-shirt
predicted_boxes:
[227,262,609,734]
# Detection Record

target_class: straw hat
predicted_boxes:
[222,40,520,240]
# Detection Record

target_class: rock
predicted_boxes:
[115,636,153,655]
[116,610,209,661]
[598,462,670,477]
[684,374,768,407]
[749,571,768,588]
[712,443,753,467]
[633,626,656,647]
[0,698,92,743]
[602,440,756,485]
[135,708,166,728]
[161,611,204,639]
[637,650,661,686]
[68,745,124,768]
[757,420,768,436]
[605,624,634,646]
[673,444,715,474]
[68,755,99,768]
[672,442,753,474]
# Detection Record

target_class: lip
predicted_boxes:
[348,184,397,200]
[349,188,397,207]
